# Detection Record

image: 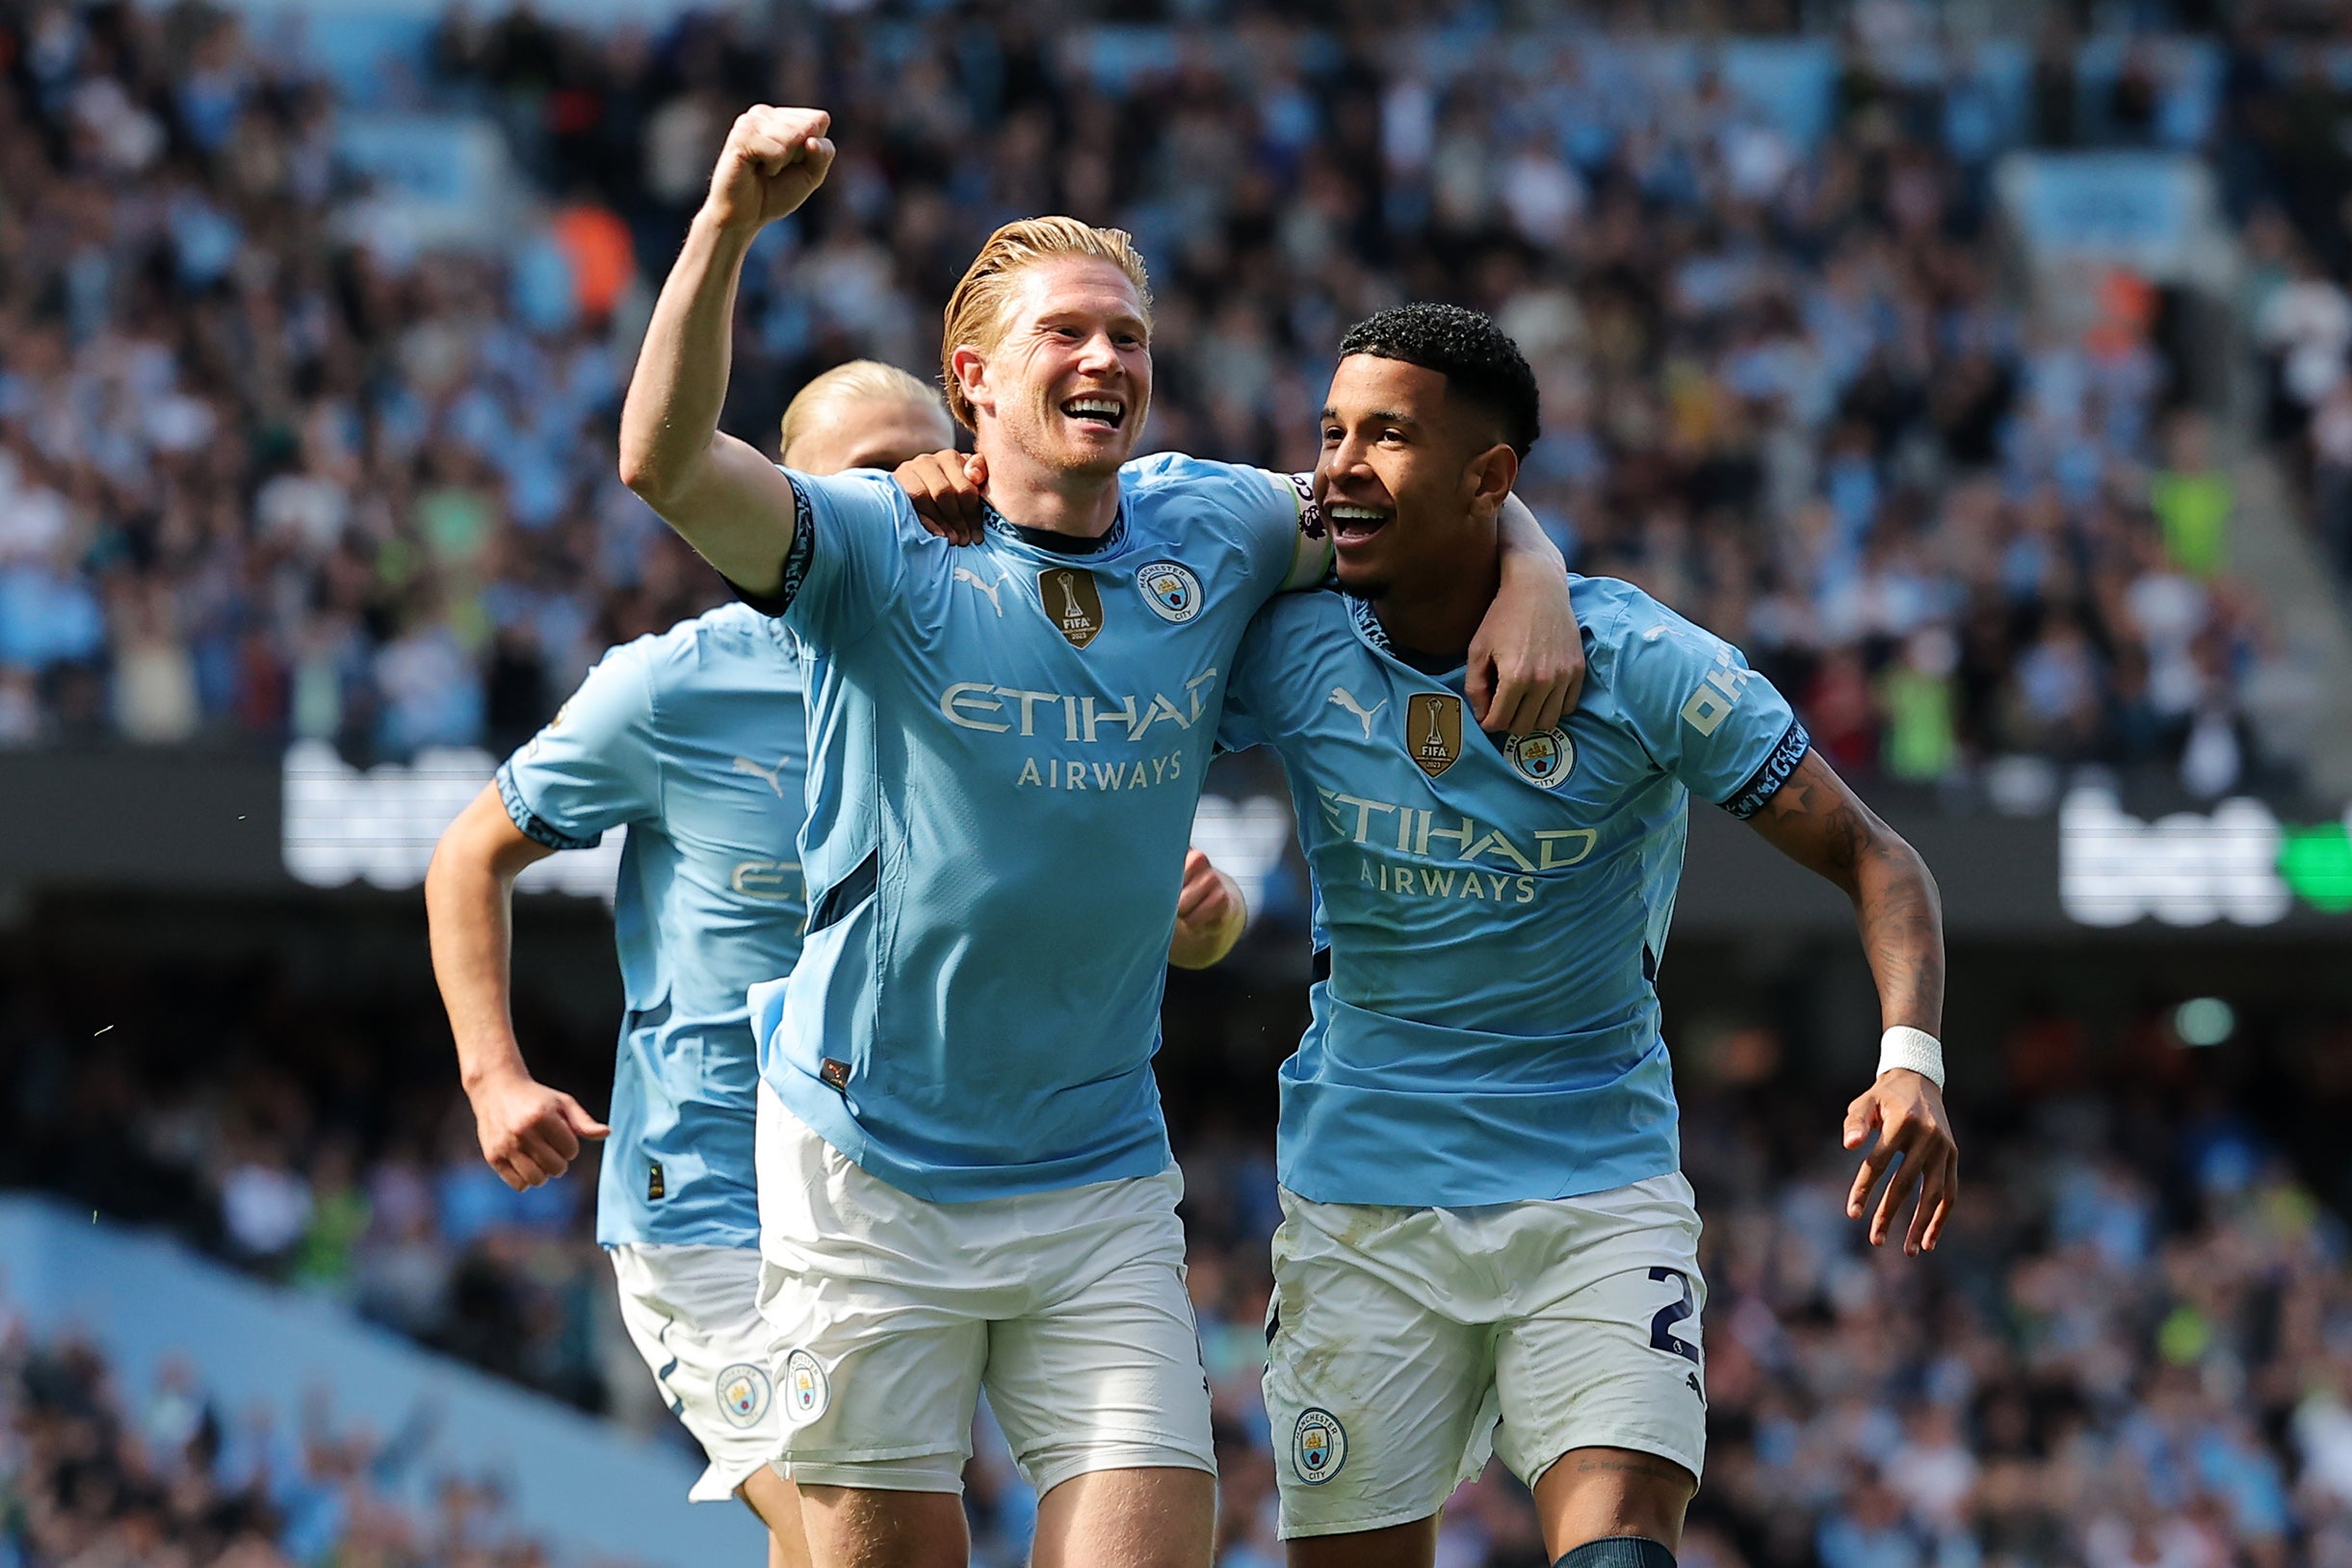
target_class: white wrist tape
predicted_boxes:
[1878,1027,1945,1089]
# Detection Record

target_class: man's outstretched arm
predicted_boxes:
[425,786,609,1189]
[619,106,836,592]
[1744,749,1955,1255]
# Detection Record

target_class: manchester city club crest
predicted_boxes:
[1503,726,1576,789]
[781,1349,829,1425]
[715,1362,772,1429]
[1136,560,1204,623]
[1292,1407,1347,1484]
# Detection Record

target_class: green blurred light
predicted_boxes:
[2174,998,2234,1048]
[2280,822,2352,913]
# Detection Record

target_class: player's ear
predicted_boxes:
[950,344,994,420]
[1464,442,1517,521]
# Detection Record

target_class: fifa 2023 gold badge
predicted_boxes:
[1039,566,1105,648]
[1408,692,1463,777]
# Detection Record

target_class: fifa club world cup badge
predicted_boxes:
[1039,566,1105,647]
[1504,726,1576,789]
[1408,693,1463,777]
[715,1363,772,1429]
[782,1349,830,1425]
[1137,561,1204,623]
[1292,1407,1347,1484]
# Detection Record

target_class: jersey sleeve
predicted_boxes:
[496,644,663,849]
[1608,595,1810,819]
[1122,455,1329,594]
[749,468,911,652]
[1264,469,1335,590]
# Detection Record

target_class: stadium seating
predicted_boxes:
[0,5,2334,801]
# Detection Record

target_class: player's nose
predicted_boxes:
[1077,328,1133,376]
[1324,430,1374,477]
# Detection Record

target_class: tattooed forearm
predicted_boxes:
[1746,751,1945,1035]
[1852,825,1944,1034]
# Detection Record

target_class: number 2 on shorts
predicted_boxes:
[1646,1266,1699,1366]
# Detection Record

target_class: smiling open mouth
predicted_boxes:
[1326,502,1391,542]
[1062,396,1126,430]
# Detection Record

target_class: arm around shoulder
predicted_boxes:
[1467,494,1584,735]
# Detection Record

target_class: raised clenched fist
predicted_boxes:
[704,105,836,234]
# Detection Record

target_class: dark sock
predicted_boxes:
[1556,1536,1678,1568]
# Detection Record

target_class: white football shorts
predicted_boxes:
[609,1241,785,1503]
[753,1085,1215,1496]
[1265,1172,1708,1539]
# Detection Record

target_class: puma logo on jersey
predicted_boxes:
[953,565,1011,615]
[1327,687,1387,739]
[732,755,789,797]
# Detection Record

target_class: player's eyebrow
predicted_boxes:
[1039,307,1149,338]
[1320,405,1419,428]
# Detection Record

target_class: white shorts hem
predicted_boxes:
[1279,1500,1444,1541]
[688,1454,771,1504]
[780,1456,966,1494]
[1027,1444,1217,1499]
[780,1439,970,1466]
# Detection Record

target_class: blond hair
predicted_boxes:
[939,217,1155,431]
[778,360,947,463]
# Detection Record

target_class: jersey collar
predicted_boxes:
[982,496,1128,556]
[1345,592,1466,682]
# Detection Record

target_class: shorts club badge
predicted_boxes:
[715,1363,771,1429]
[782,1349,829,1425]
[1292,1407,1346,1484]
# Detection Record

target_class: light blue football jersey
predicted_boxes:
[749,455,1320,1202]
[1218,576,1811,1208]
[496,602,810,1248]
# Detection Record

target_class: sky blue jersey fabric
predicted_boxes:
[496,602,810,1248]
[1219,575,1811,1208]
[750,456,1318,1203]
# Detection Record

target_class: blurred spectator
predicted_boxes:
[2152,411,2233,581]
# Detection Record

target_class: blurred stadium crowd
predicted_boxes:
[0,1314,562,1568]
[11,944,2352,1568]
[0,1,2345,797]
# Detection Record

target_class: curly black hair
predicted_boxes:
[1335,303,1540,457]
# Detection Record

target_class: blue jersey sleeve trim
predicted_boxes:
[723,475,818,617]
[495,763,601,851]
[1719,719,1811,821]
